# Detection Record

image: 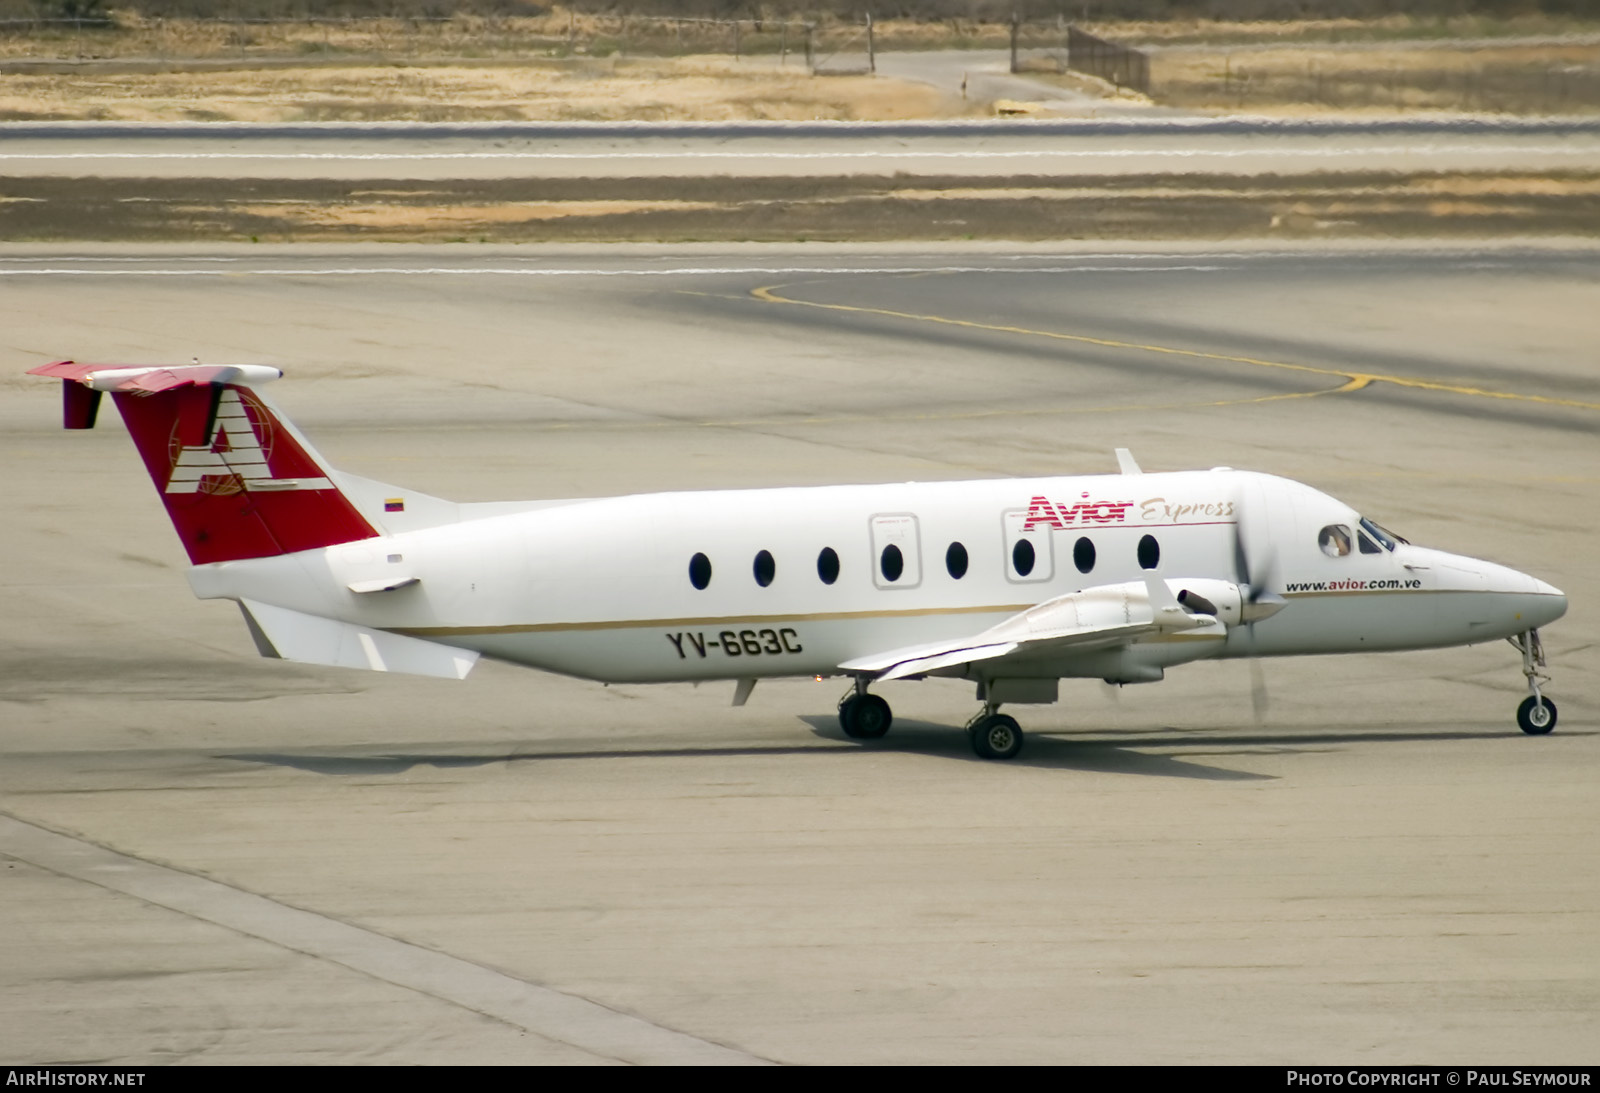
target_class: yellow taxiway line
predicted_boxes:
[749,283,1600,414]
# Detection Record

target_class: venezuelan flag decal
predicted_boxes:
[385,498,405,512]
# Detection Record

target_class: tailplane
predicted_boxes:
[30,361,379,564]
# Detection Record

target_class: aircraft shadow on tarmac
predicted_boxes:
[803,716,1282,780]
[220,745,845,777]
[220,720,1528,781]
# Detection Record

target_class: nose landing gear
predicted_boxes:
[1510,629,1557,735]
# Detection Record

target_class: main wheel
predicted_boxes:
[839,693,892,739]
[1517,695,1557,735]
[969,714,1024,760]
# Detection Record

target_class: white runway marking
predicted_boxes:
[0,255,245,262]
[0,264,1226,278]
[0,813,769,1066]
[2,145,1592,162]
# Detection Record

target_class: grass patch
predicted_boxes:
[1152,42,1600,115]
[6,171,1597,244]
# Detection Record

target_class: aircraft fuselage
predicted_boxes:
[186,469,1565,686]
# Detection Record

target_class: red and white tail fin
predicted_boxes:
[30,361,378,565]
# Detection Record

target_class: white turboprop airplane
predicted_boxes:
[30,361,1568,759]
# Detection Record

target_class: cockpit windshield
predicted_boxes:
[1359,517,1405,551]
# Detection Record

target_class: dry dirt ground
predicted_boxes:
[4,18,1598,243]
[5,14,1598,123]
[5,171,1600,244]
[1152,42,1600,116]
[0,55,959,124]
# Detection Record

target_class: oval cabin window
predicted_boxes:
[946,541,969,580]
[817,547,840,585]
[753,550,775,588]
[1074,536,1096,574]
[1137,535,1160,571]
[880,544,904,583]
[1012,539,1035,577]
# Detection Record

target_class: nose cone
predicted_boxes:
[1484,560,1566,630]
[1526,577,1568,629]
[1421,548,1568,636]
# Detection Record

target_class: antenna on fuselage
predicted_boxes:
[1115,448,1143,475]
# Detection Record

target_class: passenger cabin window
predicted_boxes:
[946,541,969,579]
[870,513,921,589]
[1012,539,1036,577]
[817,547,840,585]
[880,544,905,583]
[1319,525,1353,558]
[753,550,775,587]
[1073,536,1095,574]
[1137,535,1160,571]
[1002,509,1053,582]
[688,552,712,589]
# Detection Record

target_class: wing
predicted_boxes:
[839,572,1225,682]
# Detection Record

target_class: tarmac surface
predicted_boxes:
[6,117,1600,180]
[2,242,1597,1064]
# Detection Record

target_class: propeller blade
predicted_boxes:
[1249,656,1268,725]
[1232,509,1252,591]
[1234,496,1284,618]
[1251,543,1279,604]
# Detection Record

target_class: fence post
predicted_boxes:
[734,20,741,60]
[866,13,875,75]
[805,22,814,72]
[780,22,787,65]
[1010,12,1019,75]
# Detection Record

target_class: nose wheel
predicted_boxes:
[1516,695,1557,735]
[1509,629,1557,735]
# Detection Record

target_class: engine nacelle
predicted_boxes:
[1168,578,1243,628]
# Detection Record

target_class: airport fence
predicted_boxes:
[1007,19,1150,96]
[1004,21,1597,114]
[1154,49,1600,115]
[9,13,1590,114]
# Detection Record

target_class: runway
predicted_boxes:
[1,242,1596,1064]
[6,118,1600,179]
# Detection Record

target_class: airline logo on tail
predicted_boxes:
[165,388,332,496]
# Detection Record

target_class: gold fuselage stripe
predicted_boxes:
[390,587,1538,639]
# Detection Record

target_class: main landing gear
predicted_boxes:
[838,679,892,740]
[966,707,1024,760]
[839,679,1027,760]
[1510,629,1557,735]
